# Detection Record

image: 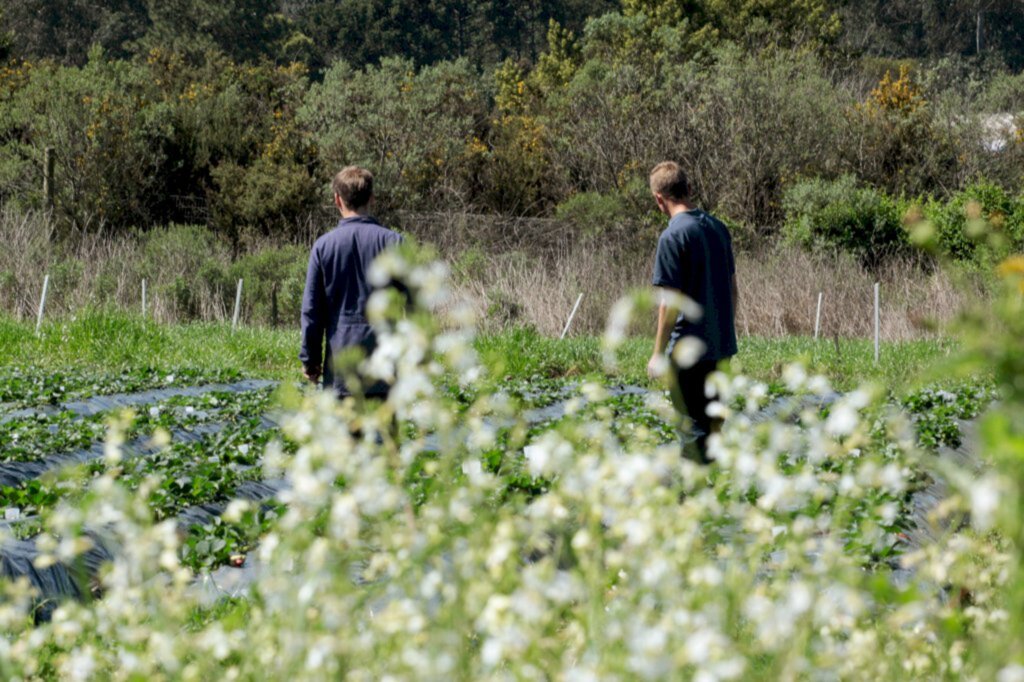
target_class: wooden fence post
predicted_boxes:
[43,147,55,211]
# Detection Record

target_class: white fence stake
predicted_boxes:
[814,292,823,340]
[142,279,147,320]
[560,293,584,340]
[232,279,243,331]
[35,275,50,336]
[874,283,880,365]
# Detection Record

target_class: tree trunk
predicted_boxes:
[271,284,279,328]
[977,11,984,56]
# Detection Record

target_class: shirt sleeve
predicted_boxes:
[299,245,326,369]
[652,231,685,290]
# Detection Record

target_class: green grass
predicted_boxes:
[731,335,966,392]
[0,312,299,380]
[0,313,969,394]
[476,326,965,393]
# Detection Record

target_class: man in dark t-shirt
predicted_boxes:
[300,166,403,398]
[647,161,738,464]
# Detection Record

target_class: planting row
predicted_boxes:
[0,372,998,603]
[0,366,248,413]
[0,387,276,465]
[1,383,285,574]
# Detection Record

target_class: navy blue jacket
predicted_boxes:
[652,209,737,363]
[300,216,402,396]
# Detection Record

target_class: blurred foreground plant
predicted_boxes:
[0,242,1019,680]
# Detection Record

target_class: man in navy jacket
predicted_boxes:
[300,166,403,397]
[647,161,738,463]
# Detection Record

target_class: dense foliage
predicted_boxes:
[0,1,1020,252]
[4,1,1023,70]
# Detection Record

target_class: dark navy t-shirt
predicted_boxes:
[652,209,737,362]
[300,215,402,395]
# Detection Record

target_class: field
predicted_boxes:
[4,1,1024,676]
[1,278,1017,680]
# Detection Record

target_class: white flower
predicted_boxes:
[999,665,1024,682]
[662,289,703,321]
[825,404,859,437]
[62,647,96,682]
[672,336,707,370]
[808,375,832,396]
[523,433,573,478]
[783,364,807,391]
[604,298,635,353]
[222,499,251,523]
[580,382,608,402]
[971,475,1004,531]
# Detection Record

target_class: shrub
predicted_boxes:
[228,246,308,328]
[781,176,909,266]
[47,257,84,314]
[553,184,715,251]
[554,191,632,237]
[924,181,1023,264]
[0,50,171,231]
[452,246,488,285]
[845,65,966,199]
[137,224,230,321]
[546,47,850,229]
[300,58,489,214]
[0,49,318,239]
[210,158,321,250]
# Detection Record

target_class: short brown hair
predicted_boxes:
[649,161,690,202]
[332,166,374,209]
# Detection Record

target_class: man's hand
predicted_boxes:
[303,366,322,385]
[648,354,668,381]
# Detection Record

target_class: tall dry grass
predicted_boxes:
[0,209,139,320]
[0,208,977,339]
[733,249,971,341]
[448,243,976,341]
[0,208,232,324]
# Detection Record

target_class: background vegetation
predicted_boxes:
[0,0,1021,335]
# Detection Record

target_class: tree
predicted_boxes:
[0,9,10,62]
[0,50,171,230]
[300,57,489,212]
[836,0,1024,68]
[703,0,841,52]
[143,0,287,63]
[0,0,148,64]
[283,0,617,72]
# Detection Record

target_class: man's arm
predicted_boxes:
[648,286,682,380]
[299,246,325,384]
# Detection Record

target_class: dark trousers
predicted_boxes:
[335,390,399,444]
[668,359,722,465]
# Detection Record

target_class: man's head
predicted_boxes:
[649,161,691,216]
[332,166,374,213]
